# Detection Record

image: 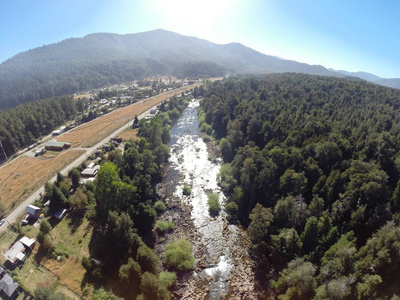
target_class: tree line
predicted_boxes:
[199,74,400,299]
[0,96,85,158]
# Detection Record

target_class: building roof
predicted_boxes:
[0,274,19,297]
[44,140,70,148]
[4,241,25,264]
[19,237,35,248]
[26,205,40,216]
[54,208,67,220]
[81,165,100,177]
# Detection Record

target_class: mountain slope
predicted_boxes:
[333,69,400,89]
[0,29,397,109]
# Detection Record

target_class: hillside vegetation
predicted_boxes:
[199,74,400,299]
[0,29,345,109]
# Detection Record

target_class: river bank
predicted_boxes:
[155,100,258,299]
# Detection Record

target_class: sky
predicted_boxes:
[0,0,399,78]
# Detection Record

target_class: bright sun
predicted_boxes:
[152,0,240,43]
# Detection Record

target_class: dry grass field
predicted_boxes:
[0,150,85,211]
[116,128,139,141]
[63,83,206,148]
[42,257,86,296]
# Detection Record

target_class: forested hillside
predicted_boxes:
[199,74,400,299]
[0,96,84,157]
[0,29,344,109]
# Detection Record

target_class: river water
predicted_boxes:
[165,100,239,299]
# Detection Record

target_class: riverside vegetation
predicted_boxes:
[200,74,400,299]
[31,94,194,299]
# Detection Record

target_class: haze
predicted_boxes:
[0,0,399,78]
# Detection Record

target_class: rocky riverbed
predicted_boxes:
[155,100,258,299]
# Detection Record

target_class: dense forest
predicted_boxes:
[36,95,193,299]
[199,74,400,299]
[0,96,85,158]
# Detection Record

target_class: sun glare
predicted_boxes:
[152,0,240,43]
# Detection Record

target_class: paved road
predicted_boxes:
[0,91,179,232]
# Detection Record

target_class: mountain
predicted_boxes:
[0,29,397,109]
[332,69,400,89]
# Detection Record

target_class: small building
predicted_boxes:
[0,274,19,298]
[44,140,71,151]
[52,126,66,136]
[54,208,67,220]
[81,165,100,178]
[4,241,25,265]
[110,137,122,144]
[19,237,35,249]
[26,205,41,218]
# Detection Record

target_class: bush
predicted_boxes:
[225,202,239,219]
[202,135,211,143]
[155,220,174,233]
[207,193,220,217]
[163,238,194,271]
[200,123,212,135]
[154,201,167,214]
[182,185,192,196]
[159,271,177,288]
[137,244,160,274]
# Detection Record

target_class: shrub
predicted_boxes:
[137,244,160,274]
[154,201,167,214]
[155,220,174,233]
[200,123,212,135]
[182,185,192,196]
[225,202,239,219]
[207,193,220,217]
[163,238,194,271]
[159,271,177,288]
[202,135,211,143]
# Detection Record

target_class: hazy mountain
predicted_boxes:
[332,69,400,89]
[0,29,397,109]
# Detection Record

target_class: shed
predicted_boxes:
[81,165,100,177]
[44,140,71,151]
[0,274,19,298]
[54,208,67,220]
[26,205,41,218]
[4,241,25,264]
[110,137,122,143]
[19,237,35,249]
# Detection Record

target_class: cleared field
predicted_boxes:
[0,150,85,211]
[116,128,139,141]
[42,257,86,296]
[14,257,58,294]
[74,93,92,99]
[62,83,205,148]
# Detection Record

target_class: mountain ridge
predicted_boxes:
[0,29,398,109]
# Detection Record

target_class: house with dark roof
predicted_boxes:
[0,274,19,298]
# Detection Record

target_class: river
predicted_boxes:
[164,99,240,299]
